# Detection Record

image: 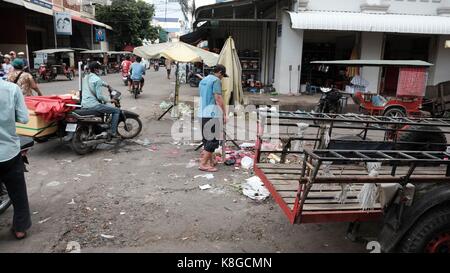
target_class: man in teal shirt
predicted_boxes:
[198,65,228,172]
[81,62,120,138]
[0,78,32,240]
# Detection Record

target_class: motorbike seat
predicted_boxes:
[73,109,103,117]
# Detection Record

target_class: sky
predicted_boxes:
[145,0,217,19]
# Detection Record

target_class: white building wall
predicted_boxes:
[360,32,384,93]
[303,0,443,15]
[274,12,303,94]
[432,35,450,85]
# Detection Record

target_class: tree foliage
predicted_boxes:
[96,0,160,50]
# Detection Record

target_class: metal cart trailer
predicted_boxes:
[254,110,450,252]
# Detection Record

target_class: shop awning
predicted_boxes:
[72,15,93,25]
[4,0,53,16]
[180,23,210,45]
[289,11,450,35]
[91,19,113,30]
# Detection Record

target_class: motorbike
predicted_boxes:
[131,80,142,99]
[0,137,34,215]
[38,63,74,82]
[188,72,204,88]
[64,89,143,155]
[313,87,343,114]
[121,71,129,86]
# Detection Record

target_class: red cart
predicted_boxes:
[311,60,433,118]
[255,110,450,252]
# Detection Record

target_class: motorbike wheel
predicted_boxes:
[117,116,143,139]
[0,183,12,215]
[134,90,139,99]
[71,126,95,155]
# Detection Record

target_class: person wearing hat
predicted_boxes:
[17,52,29,72]
[198,64,228,172]
[9,51,16,61]
[7,58,42,96]
[2,54,13,79]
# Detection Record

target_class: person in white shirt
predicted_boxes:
[2,54,13,79]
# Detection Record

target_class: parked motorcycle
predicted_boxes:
[38,63,74,82]
[64,89,143,155]
[313,87,343,114]
[0,137,34,215]
[188,72,204,88]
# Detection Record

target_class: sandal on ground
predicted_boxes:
[198,166,218,172]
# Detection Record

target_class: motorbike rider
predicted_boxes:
[121,55,132,90]
[129,56,146,92]
[81,61,120,138]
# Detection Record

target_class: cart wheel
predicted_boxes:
[384,107,406,118]
[398,205,450,253]
[396,125,447,151]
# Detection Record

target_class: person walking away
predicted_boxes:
[198,64,228,172]
[17,52,29,72]
[129,56,146,92]
[81,61,120,139]
[165,58,172,80]
[0,78,32,240]
[121,56,132,91]
[8,59,42,96]
[2,54,13,79]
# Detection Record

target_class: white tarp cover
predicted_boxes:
[133,42,219,67]
[289,11,450,35]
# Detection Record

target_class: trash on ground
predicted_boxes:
[65,241,81,253]
[38,171,48,176]
[46,181,61,187]
[104,158,113,162]
[38,217,52,224]
[67,199,76,205]
[268,154,281,164]
[240,143,255,149]
[185,160,197,169]
[241,156,254,170]
[134,138,151,146]
[160,101,171,110]
[242,176,270,201]
[199,184,212,190]
[120,211,126,215]
[194,174,214,180]
[100,234,115,239]
[33,211,39,215]
[77,173,92,177]
[147,145,158,152]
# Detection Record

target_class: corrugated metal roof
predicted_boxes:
[289,11,450,35]
[310,60,434,67]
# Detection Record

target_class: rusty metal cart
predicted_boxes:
[254,110,450,252]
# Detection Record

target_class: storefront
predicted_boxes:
[0,0,112,68]
[193,0,450,95]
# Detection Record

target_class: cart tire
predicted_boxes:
[384,107,406,118]
[398,205,450,253]
[396,126,447,151]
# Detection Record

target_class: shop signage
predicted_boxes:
[34,53,47,69]
[29,0,53,9]
[95,28,106,42]
[55,12,73,36]
[445,40,450,48]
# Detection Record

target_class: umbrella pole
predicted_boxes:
[158,63,180,120]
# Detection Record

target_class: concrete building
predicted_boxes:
[148,0,189,36]
[193,0,450,94]
[0,0,112,67]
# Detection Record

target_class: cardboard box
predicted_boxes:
[16,110,58,138]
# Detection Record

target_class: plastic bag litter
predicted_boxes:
[359,162,382,210]
[199,184,212,190]
[194,174,214,180]
[241,156,254,170]
[242,176,270,201]
[160,101,172,110]
[177,103,192,115]
[134,138,151,146]
[66,241,81,253]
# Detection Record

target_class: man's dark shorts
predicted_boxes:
[129,78,144,84]
[201,118,222,153]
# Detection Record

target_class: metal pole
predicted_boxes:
[91,25,94,49]
[289,65,292,95]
